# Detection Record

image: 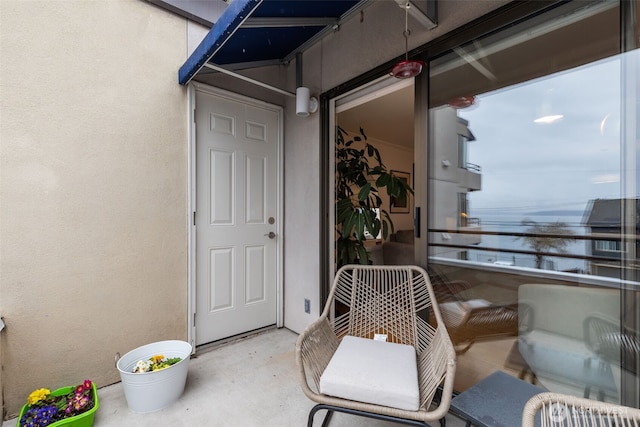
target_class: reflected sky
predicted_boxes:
[459,55,622,216]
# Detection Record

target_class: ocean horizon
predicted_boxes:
[468,211,588,272]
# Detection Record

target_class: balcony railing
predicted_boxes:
[465,162,481,172]
[429,228,638,267]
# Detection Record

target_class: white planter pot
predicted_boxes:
[116,340,192,413]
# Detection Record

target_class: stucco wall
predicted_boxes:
[0,0,188,418]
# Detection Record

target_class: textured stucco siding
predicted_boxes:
[0,0,189,417]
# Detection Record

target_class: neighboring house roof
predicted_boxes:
[584,198,640,228]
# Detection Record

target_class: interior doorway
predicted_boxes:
[332,77,416,270]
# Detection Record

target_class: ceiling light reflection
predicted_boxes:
[592,174,619,184]
[534,114,564,124]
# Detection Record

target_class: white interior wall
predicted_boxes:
[373,137,415,233]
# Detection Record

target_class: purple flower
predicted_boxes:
[36,405,57,425]
[20,405,58,427]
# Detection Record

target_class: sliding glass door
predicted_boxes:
[426,0,639,406]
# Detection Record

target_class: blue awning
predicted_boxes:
[178,0,366,85]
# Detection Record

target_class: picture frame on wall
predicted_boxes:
[390,170,410,213]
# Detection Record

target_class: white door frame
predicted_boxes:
[187,82,284,348]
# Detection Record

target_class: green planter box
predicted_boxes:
[17,382,99,427]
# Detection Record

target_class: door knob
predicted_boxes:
[265,231,276,239]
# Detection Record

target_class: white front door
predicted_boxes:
[194,86,281,345]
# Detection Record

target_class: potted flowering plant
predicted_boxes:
[17,379,99,427]
[116,340,191,413]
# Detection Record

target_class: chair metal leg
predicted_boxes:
[320,408,333,427]
[306,403,432,426]
[307,404,333,427]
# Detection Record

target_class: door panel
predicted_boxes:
[210,149,234,224]
[246,156,266,223]
[209,247,233,311]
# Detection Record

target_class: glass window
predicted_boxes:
[427,0,639,406]
[595,240,623,252]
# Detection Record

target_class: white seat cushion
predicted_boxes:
[439,299,491,328]
[319,335,420,411]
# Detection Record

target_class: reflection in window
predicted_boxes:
[457,56,620,273]
[426,0,638,407]
[458,193,468,228]
[595,240,623,252]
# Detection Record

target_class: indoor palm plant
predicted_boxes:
[335,126,412,267]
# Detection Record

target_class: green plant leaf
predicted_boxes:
[356,244,369,265]
[371,146,382,164]
[362,208,375,233]
[348,243,357,264]
[353,212,366,241]
[381,209,394,237]
[370,217,381,239]
[342,210,356,238]
[375,173,390,187]
[358,183,371,201]
[366,144,374,157]
[336,198,354,220]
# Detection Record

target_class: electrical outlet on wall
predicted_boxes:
[304,299,310,314]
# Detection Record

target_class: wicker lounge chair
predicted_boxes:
[426,264,519,354]
[522,392,640,426]
[295,265,457,427]
[585,313,639,376]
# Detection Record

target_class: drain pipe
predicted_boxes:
[296,52,303,89]
[1,316,4,421]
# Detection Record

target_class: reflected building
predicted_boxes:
[584,198,640,279]
[429,107,482,260]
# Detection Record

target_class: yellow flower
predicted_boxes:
[27,388,50,405]
[151,363,169,372]
[151,354,165,363]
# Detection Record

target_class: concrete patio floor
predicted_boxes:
[3,328,467,427]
